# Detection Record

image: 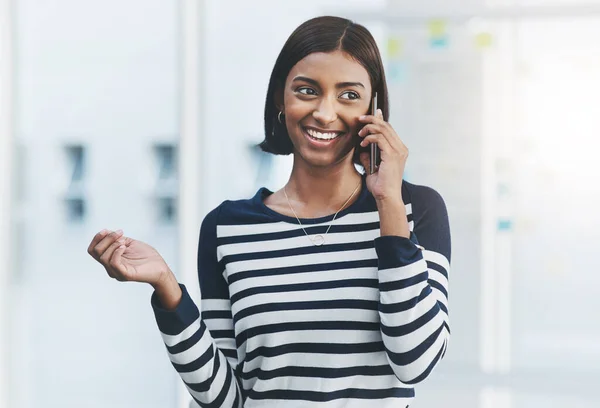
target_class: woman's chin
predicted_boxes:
[297,148,355,169]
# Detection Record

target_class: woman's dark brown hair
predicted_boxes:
[259,16,389,165]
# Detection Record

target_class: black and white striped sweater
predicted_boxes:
[152,177,451,408]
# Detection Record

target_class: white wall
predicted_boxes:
[0,0,14,407]
[11,0,179,407]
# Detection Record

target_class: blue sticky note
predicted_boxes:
[497,219,512,231]
[430,36,449,49]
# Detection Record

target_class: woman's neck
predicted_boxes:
[283,156,363,218]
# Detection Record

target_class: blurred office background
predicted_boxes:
[1,0,599,407]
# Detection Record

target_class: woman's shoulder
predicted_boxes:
[203,187,274,227]
[402,179,448,213]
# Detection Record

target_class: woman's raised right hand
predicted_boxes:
[87,229,171,287]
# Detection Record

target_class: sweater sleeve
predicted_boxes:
[151,206,243,407]
[374,184,451,385]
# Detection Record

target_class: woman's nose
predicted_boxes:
[312,98,337,125]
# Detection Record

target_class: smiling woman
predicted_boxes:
[275,51,371,168]
[88,15,452,408]
[260,16,389,171]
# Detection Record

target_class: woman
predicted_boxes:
[88,16,451,408]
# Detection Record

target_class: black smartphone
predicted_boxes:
[369,93,380,174]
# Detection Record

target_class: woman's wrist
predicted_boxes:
[152,270,182,311]
[376,197,410,238]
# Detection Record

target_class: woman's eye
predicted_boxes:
[297,87,317,95]
[340,91,360,100]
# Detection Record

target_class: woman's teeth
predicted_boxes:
[305,128,340,140]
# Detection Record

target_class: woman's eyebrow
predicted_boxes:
[292,76,320,87]
[337,81,365,89]
[292,76,365,89]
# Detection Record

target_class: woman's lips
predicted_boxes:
[302,126,346,147]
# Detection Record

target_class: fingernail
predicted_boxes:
[359,115,366,120]
[116,229,123,235]
[100,229,107,235]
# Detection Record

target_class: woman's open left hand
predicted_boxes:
[357,109,408,202]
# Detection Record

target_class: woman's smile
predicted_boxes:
[302,125,347,147]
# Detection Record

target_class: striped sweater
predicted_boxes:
[151,176,451,408]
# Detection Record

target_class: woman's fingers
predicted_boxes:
[357,123,384,137]
[99,237,126,278]
[359,133,392,154]
[109,244,128,281]
[89,230,123,260]
[357,113,402,151]
[87,229,109,256]
[358,112,389,128]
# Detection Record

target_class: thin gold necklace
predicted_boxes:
[283,179,362,246]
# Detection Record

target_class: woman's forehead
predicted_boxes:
[287,50,370,85]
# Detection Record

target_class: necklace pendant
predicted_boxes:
[312,234,325,246]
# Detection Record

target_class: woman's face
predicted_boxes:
[280,50,373,168]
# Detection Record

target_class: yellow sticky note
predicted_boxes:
[428,20,446,38]
[387,37,403,59]
[475,32,493,49]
